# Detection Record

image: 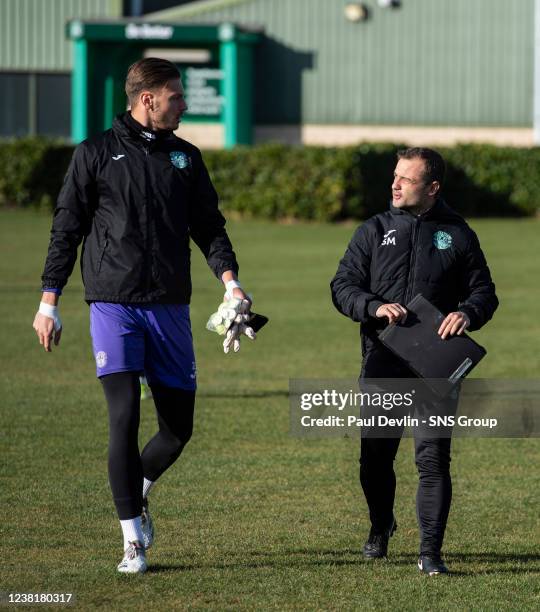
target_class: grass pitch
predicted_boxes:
[1,210,539,610]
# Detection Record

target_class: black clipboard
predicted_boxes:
[378,294,486,397]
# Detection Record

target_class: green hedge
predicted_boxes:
[1,139,538,219]
[0,138,74,211]
[203,144,354,221]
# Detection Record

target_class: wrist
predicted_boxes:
[368,300,385,318]
[41,292,59,306]
[38,301,62,332]
[225,280,243,298]
[39,301,58,318]
[458,310,471,326]
[225,280,242,295]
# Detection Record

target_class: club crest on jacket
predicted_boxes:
[170,151,189,169]
[433,230,452,250]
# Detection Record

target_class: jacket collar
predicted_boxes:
[112,112,174,145]
[389,197,447,220]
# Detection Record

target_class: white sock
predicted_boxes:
[142,478,155,499]
[120,517,144,550]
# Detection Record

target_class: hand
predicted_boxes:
[223,319,256,353]
[222,299,256,353]
[206,296,253,346]
[375,303,408,324]
[225,286,252,306]
[33,311,62,352]
[438,311,470,339]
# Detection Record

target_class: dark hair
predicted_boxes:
[125,57,180,107]
[397,147,446,185]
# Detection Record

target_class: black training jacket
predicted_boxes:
[42,112,238,303]
[330,199,498,356]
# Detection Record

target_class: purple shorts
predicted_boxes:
[89,302,196,390]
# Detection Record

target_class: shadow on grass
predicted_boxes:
[445,552,540,562]
[197,390,289,399]
[145,549,540,575]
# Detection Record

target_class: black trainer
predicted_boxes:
[417,554,449,576]
[363,517,397,559]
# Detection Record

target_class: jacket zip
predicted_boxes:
[404,217,421,304]
[97,229,108,274]
[143,145,153,292]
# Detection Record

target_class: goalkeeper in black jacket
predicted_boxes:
[33,58,254,574]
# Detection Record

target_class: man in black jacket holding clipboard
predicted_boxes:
[330,147,498,575]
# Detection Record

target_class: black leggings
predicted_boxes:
[101,372,195,520]
[360,435,452,555]
[359,346,457,556]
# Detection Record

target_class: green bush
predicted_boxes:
[441,144,540,217]
[204,144,352,221]
[204,142,540,219]
[1,138,538,219]
[0,138,73,210]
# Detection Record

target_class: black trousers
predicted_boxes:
[359,347,458,556]
[101,372,195,520]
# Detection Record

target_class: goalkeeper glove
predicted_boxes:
[206,297,256,353]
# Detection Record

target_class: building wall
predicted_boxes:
[0,0,122,137]
[0,0,122,71]
[150,0,535,128]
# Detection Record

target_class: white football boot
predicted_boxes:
[117,540,147,574]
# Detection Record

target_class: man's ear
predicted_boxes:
[140,91,154,111]
[428,181,440,197]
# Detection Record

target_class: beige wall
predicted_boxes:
[175,124,224,149]
[177,124,534,149]
[255,125,535,148]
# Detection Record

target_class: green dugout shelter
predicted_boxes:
[67,19,260,147]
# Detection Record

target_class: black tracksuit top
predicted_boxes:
[330,199,499,355]
[42,112,238,303]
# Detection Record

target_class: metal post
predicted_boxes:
[220,30,239,148]
[28,73,37,136]
[236,42,253,145]
[72,38,88,143]
[104,73,115,131]
[219,23,253,148]
[130,0,143,17]
[534,0,540,144]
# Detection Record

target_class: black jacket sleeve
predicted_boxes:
[188,149,239,279]
[41,143,97,290]
[457,229,499,331]
[330,223,385,323]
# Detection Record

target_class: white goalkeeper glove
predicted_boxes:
[222,296,256,353]
[223,318,256,353]
[206,297,247,335]
[206,295,256,353]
